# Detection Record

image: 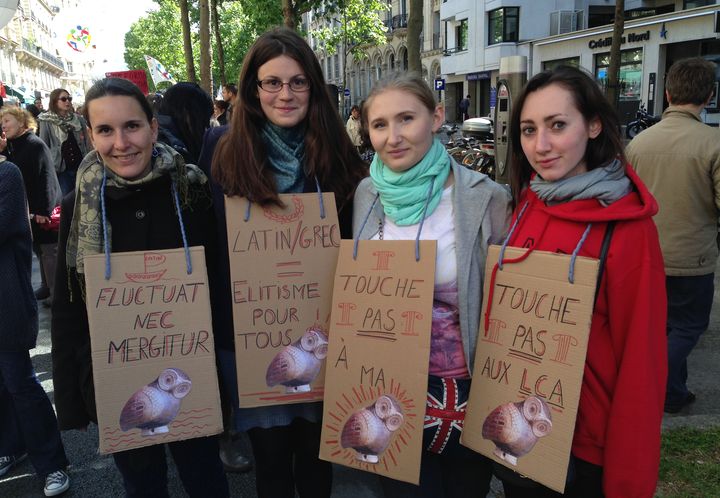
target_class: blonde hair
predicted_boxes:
[1,107,37,133]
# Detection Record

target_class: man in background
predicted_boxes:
[626,57,720,413]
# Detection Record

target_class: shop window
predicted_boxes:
[542,57,580,71]
[684,1,715,9]
[488,7,519,45]
[595,48,643,101]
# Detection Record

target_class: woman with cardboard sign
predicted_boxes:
[199,28,366,498]
[352,72,511,497]
[492,66,666,497]
[51,77,229,497]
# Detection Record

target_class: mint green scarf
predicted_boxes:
[370,138,450,226]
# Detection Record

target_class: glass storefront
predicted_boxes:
[595,48,643,101]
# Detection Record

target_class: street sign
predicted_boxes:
[344,88,351,97]
[434,78,445,91]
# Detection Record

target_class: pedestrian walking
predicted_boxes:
[355,72,510,498]
[626,57,720,414]
[0,159,70,497]
[37,88,90,195]
[495,65,666,498]
[198,27,365,498]
[0,107,61,303]
[459,94,471,121]
[50,77,229,498]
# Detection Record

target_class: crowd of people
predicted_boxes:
[0,24,716,498]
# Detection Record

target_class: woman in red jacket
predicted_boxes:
[495,66,667,498]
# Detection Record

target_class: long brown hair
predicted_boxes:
[509,65,625,203]
[212,27,364,208]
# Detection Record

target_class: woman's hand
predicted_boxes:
[0,132,7,152]
[35,215,50,224]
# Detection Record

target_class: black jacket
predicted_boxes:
[0,163,38,352]
[5,131,61,217]
[51,175,217,430]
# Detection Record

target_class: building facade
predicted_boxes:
[0,0,94,106]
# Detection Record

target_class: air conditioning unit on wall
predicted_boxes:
[550,10,584,36]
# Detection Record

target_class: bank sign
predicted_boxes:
[588,30,650,49]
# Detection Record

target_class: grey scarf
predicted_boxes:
[530,158,631,206]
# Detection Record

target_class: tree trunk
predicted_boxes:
[607,0,624,107]
[211,0,227,86]
[406,0,423,72]
[282,0,296,29]
[199,0,212,93]
[179,0,196,83]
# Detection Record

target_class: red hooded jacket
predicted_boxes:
[504,166,667,498]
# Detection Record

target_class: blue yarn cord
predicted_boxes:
[244,198,251,222]
[414,178,436,262]
[171,180,193,275]
[314,176,326,219]
[352,194,379,260]
[100,170,111,280]
[568,223,592,284]
[498,201,529,269]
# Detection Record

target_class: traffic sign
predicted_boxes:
[434,78,445,91]
[344,88,350,97]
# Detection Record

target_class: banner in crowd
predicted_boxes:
[84,247,223,454]
[225,193,340,407]
[144,55,177,86]
[104,70,149,95]
[319,240,436,485]
[461,245,599,493]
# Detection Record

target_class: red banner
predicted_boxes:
[105,70,149,95]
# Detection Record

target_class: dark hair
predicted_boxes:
[212,27,364,207]
[158,82,213,163]
[49,88,71,114]
[223,83,238,96]
[350,104,360,113]
[214,99,229,112]
[509,65,625,203]
[84,78,154,128]
[665,57,717,106]
[25,103,41,119]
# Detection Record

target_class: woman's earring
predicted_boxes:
[152,145,159,158]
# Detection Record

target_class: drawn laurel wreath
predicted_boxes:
[262,196,305,224]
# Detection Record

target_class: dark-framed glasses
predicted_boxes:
[256,77,310,93]
[59,96,73,102]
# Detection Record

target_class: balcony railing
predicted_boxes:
[22,38,65,70]
[384,14,408,32]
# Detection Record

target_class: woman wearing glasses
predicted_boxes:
[38,88,91,195]
[198,28,365,498]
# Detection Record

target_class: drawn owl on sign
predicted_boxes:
[340,395,405,463]
[266,326,328,393]
[482,396,553,465]
[119,368,192,436]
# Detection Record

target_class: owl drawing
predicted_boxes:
[482,396,553,465]
[119,368,192,436]
[340,395,404,463]
[266,326,328,393]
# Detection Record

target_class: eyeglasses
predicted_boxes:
[256,77,310,93]
[59,96,73,102]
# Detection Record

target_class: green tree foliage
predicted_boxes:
[124,0,187,90]
[311,0,388,91]
[124,0,282,94]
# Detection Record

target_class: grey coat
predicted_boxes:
[38,114,91,173]
[353,161,511,372]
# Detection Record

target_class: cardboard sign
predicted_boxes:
[225,193,340,407]
[319,240,436,485]
[461,245,599,493]
[84,247,223,454]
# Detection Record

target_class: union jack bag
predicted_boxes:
[423,375,470,455]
